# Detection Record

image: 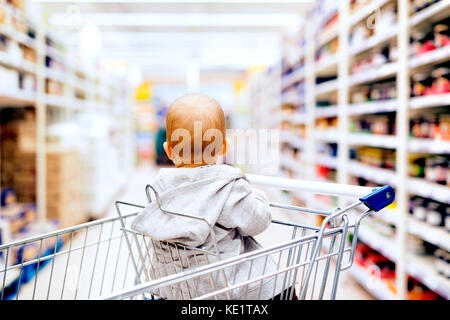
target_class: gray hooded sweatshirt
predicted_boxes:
[130,165,285,300]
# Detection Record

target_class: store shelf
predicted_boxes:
[347,160,397,186]
[410,46,450,69]
[410,93,450,110]
[348,133,397,149]
[46,46,66,64]
[315,54,338,76]
[406,254,450,300]
[315,154,337,169]
[349,62,397,87]
[410,0,450,27]
[280,131,306,150]
[315,105,338,118]
[0,90,36,106]
[357,218,450,300]
[46,68,66,83]
[270,0,450,301]
[359,224,397,262]
[0,51,37,74]
[279,112,307,125]
[408,178,450,204]
[409,138,450,154]
[408,217,450,252]
[315,130,338,143]
[376,208,399,226]
[317,25,338,48]
[349,0,392,28]
[280,153,302,175]
[348,99,397,116]
[348,263,397,300]
[0,25,37,49]
[282,67,305,89]
[315,79,338,97]
[349,26,398,57]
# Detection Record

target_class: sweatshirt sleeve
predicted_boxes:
[218,177,272,237]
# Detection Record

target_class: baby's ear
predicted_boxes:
[163,141,172,159]
[221,137,230,156]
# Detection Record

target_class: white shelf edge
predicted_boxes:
[410,93,450,110]
[314,130,339,143]
[408,177,450,204]
[349,62,398,87]
[315,105,338,118]
[410,46,450,69]
[349,26,398,57]
[315,79,338,96]
[408,217,450,252]
[315,154,337,169]
[317,25,338,48]
[282,67,305,89]
[409,138,450,154]
[410,0,450,27]
[348,99,397,116]
[347,160,397,186]
[315,54,338,75]
[348,133,398,149]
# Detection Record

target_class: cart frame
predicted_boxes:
[107,174,394,300]
[0,174,394,300]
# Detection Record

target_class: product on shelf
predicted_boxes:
[45,147,86,228]
[0,188,36,234]
[316,116,338,132]
[281,81,305,109]
[0,108,88,228]
[317,142,338,158]
[410,16,450,57]
[45,78,64,96]
[434,249,450,279]
[409,154,449,185]
[350,80,397,103]
[350,146,396,169]
[410,112,450,140]
[407,277,444,300]
[409,195,449,227]
[411,66,450,97]
[351,113,396,135]
[351,43,397,74]
[315,38,339,63]
[354,243,396,279]
[315,164,336,181]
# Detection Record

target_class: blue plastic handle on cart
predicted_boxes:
[359,185,395,212]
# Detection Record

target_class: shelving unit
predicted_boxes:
[0,1,133,225]
[267,0,450,300]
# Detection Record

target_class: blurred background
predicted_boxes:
[0,0,449,300]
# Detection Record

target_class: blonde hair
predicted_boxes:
[166,93,226,165]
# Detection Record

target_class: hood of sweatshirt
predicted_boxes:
[130,165,249,248]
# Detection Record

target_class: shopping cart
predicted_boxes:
[0,174,394,300]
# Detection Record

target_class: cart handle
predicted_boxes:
[246,174,389,199]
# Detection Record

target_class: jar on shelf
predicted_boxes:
[425,202,444,227]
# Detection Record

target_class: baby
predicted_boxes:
[131,93,287,300]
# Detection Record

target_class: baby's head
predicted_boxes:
[164,93,228,167]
